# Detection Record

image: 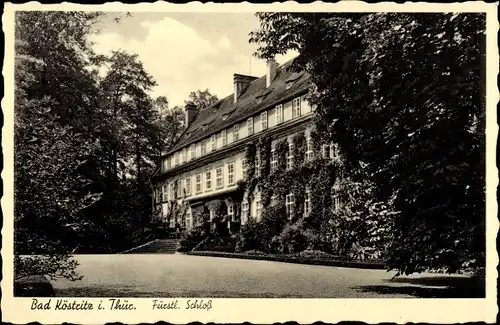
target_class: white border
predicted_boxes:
[2,2,498,323]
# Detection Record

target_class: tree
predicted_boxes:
[14,11,107,280]
[185,89,218,110]
[250,13,486,274]
[14,11,176,282]
[154,97,185,153]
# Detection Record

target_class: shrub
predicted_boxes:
[191,234,235,252]
[279,224,308,254]
[259,205,287,248]
[178,223,210,252]
[14,255,83,281]
[237,217,265,252]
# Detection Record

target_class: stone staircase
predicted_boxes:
[122,238,180,254]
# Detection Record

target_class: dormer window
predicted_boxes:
[222,114,230,121]
[285,81,293,90]
[257,90,271,104]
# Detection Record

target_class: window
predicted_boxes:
[228,204,234,221]
[305,137,313,161]
[163,159,170,171]
[174,153,179,166]
[292,97,301,118]
[169,183,175,200]
[222,130,227,146]
[185,177,191,197]
[242,159,248,178]
[169,215,175,228]
[287,143,294,170]
[182,148,187,163]
[205,170,212,191]
[162,184,168,202]
[201,140,207,155]
[332,143,339,160]
[270,149,278,172]
[190,144,195,160]
[233,124,239,141]
[195,174,202,193]
[285,81,293,90]
[321,143,337,159]
[285,193,295,219]
[216,167,223,189]
[177,179,183,198]
[241,200,249,223]
[275,104,284,124]
[211,135,217,151]
[261,111,268,130]
[209,209,215,221]
[247,117,253,136]
[304,189,311,216]
[227,163,235,185]
[332,192,341,212]
[256,198,262,219]
[322,144,331,159]
[155,188,161,204]
[185,207,193,230]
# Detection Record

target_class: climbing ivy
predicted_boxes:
[258,135,271,178]
[229,127,344,252]
[180,126,353,256]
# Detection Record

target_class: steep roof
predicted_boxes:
[166,60,311,155]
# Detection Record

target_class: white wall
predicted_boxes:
[161,151,246,204]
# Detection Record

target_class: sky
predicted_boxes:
[89,12,298,108]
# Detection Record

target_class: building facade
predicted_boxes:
[151,59,340,233]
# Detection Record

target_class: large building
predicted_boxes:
[151,58,340,233]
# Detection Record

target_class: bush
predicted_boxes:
[178,223,210,252]
[279,224,308,254]
[293,249,336,259]
[14,255,83,281]
[236,217,265,252]
[193,236,235,252]
[129,227,155,247]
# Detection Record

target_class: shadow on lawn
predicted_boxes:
[356,276,485,298]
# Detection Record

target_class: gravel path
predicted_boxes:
[51,254,484,298]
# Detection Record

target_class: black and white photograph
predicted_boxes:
[2,2,498,324]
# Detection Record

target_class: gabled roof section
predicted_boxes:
[165,60,311,155]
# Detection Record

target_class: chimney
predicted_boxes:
[185,102,197,127]
[266,58,279,88]
[233,74,257,103]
